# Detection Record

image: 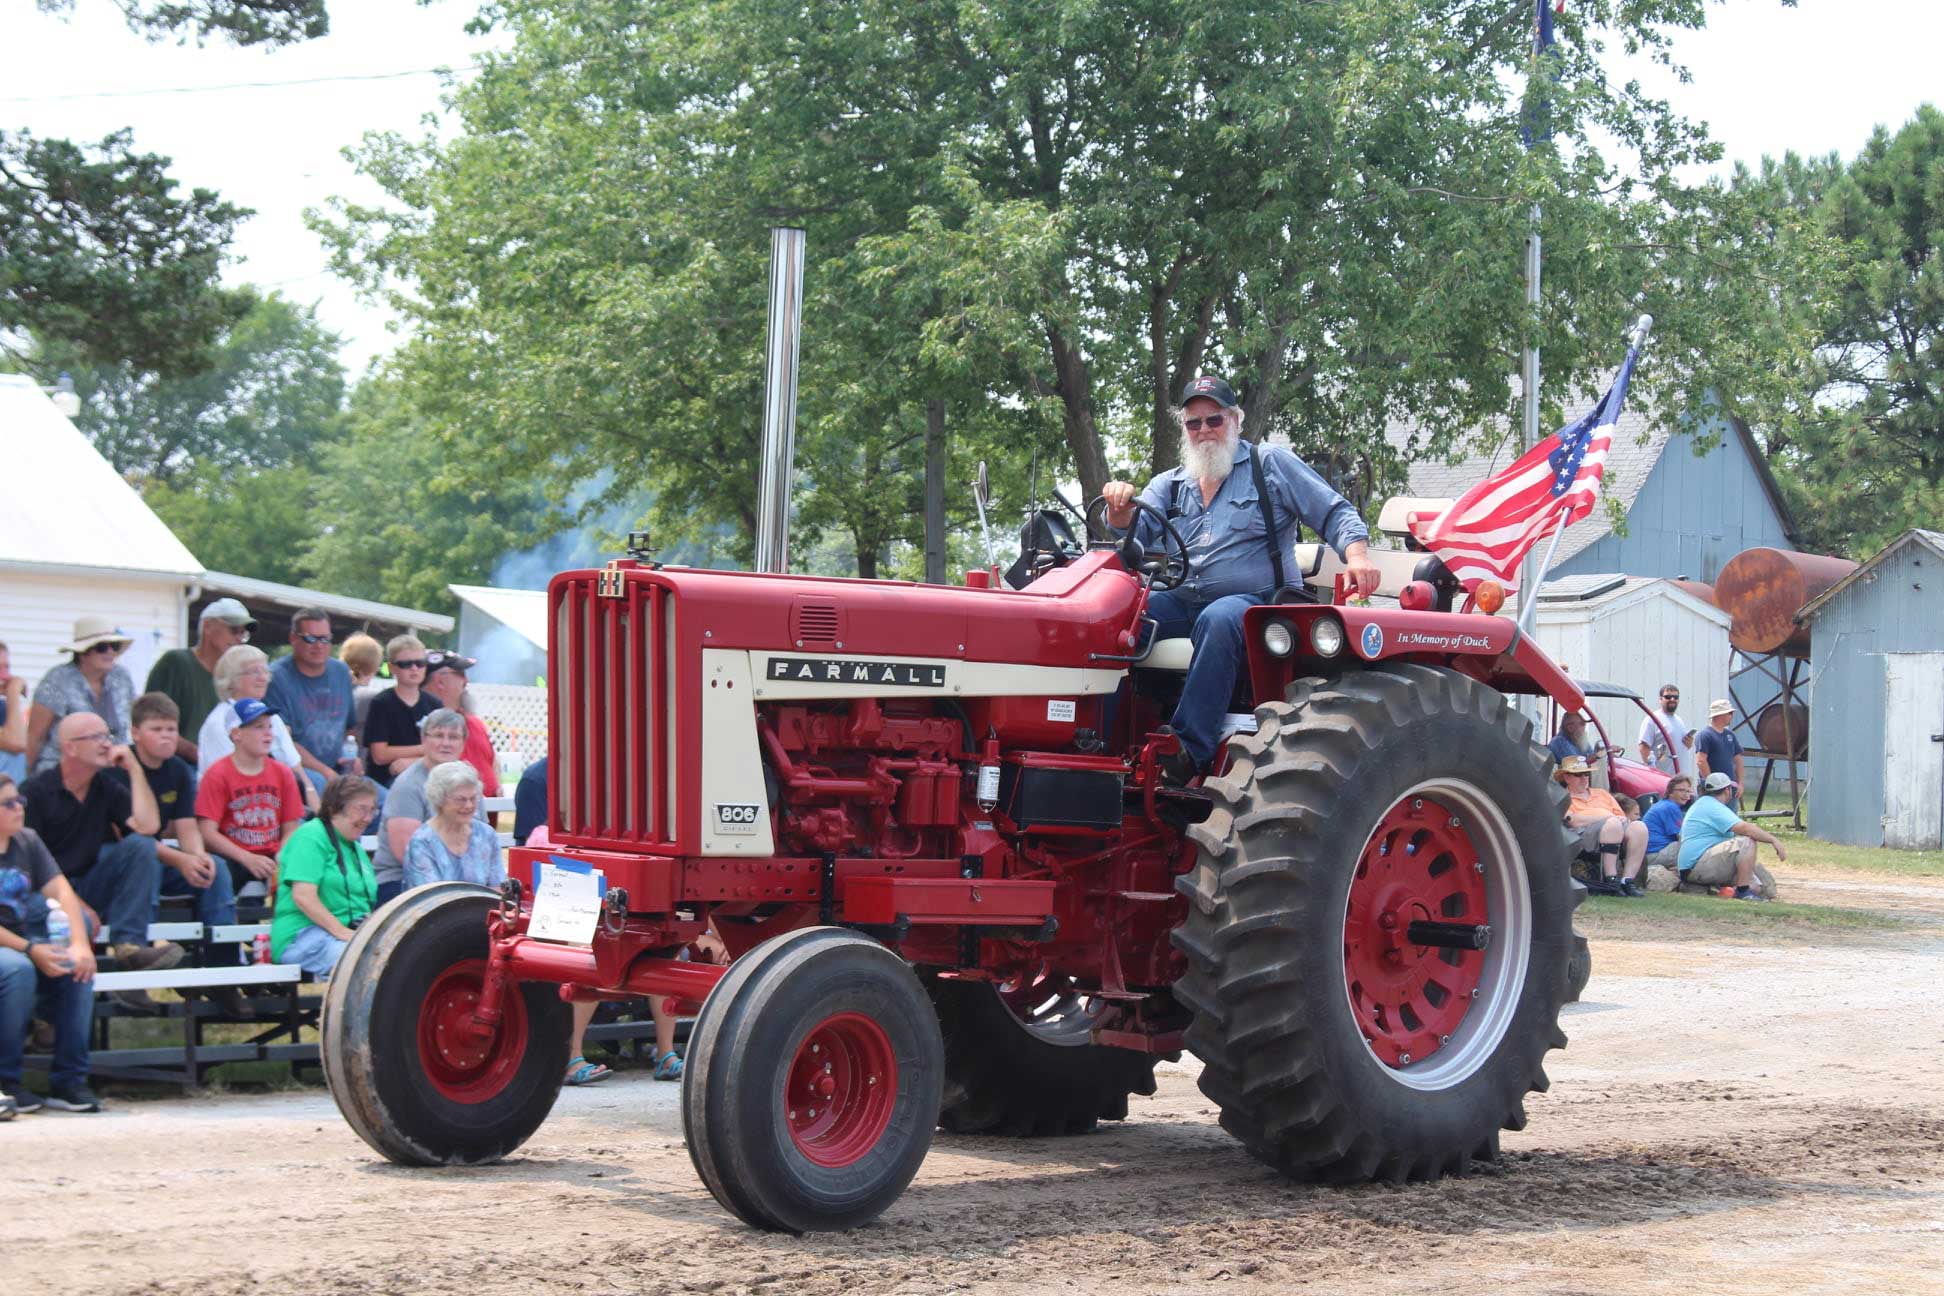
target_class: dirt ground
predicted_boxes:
[11,868,1944,1296]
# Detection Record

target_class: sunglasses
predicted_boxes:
[295,633,333,645]
[392,658,428,670]
[1183,414,1227,431]
[87,642,126,655]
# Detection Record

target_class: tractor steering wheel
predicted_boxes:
[1084,495,1191,591]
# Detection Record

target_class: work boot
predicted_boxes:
[1153,726,1202,787]
[109,989,164,1015]
[111,941,185,973]
[212,986,255,1019]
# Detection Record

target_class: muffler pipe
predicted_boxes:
[754,227,807,574]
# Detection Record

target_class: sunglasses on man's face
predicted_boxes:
[392,659,427,671]
[295,633,333,646]
[1184,414,1227,431]
[88,642,125,655]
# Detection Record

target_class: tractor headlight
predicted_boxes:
[1310,617,1345,658]
[1262,619,1295,657]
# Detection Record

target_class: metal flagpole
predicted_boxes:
[1516,0,1550,626]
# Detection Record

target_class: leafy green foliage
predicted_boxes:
[144,464,319,585]
[318,0,1826,575]
[46,289,346,482]
[301,377,547,615]
[1,129,249,375]
[1743,108,1944,557]
[34,0,327,46]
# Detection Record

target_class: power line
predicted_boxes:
[0,61,483,104]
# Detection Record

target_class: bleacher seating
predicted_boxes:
[21,798,670,1088]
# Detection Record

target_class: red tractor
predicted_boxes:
[322,511,1586,1233]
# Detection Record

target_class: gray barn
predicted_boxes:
[1796,530,1944,850]
[1392,398,1800,584]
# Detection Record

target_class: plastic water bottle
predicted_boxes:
[44,907,73,972]
[340,735,360,773]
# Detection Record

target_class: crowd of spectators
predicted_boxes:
[0,610,570,1114]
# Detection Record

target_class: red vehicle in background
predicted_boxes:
[1550,679,1681,806]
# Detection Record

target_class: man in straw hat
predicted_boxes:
[1559,753,1648,896]
[25,617,138,775]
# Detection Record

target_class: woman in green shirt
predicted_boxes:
[271,775,380,978]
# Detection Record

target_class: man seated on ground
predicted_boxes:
[109,694,243,1014]
[1559,754,1647,896]
[1677,771,1784,901]
[21,714,184,973]
[1642,774,1694,875]
[1,772,100,1114]
[195,700,304,894]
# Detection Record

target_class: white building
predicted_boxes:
[0,374,201,684]
[1528,573,1733,775]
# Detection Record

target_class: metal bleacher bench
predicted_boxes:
[27,797,662,1086]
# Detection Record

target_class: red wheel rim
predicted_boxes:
[417,959,530,1104]
[1344,796,1487,1068]
[785,1012,899,1168]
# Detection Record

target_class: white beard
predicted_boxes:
[1180,427,1240,483]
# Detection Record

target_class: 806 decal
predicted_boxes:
[714,802,761,834]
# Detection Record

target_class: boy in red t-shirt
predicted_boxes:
[195,698,304,893]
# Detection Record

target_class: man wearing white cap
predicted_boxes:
[1694,699,1745,811]
[25,617,137,774]
[146,599,256,767]
[1677,771,1783,900]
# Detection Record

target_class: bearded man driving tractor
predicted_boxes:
[1103,375,1381,780]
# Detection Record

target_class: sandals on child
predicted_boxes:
[653,1050,684,1081]
[564,1055,613,1086]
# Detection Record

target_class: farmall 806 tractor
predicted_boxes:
[321,238,1586,1235]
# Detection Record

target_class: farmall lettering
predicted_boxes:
[766,657,948,687]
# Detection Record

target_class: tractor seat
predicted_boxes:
[1141,638,1195,671]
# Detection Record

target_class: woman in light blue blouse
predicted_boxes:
[403,761,504,890]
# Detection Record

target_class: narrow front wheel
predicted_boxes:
[683,927,943,1232]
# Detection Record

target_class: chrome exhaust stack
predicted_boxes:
[754,227,806,574]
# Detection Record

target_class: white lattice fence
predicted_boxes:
[469,683,549,768]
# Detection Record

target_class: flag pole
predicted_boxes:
[1516,0,1548,632]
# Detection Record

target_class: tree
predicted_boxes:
[44,288,346,482]
[1,129,250,375]
[144,464,318,585]
[302,377,550,615]
[321,0,1821,572]
[34,0,327,46]
[1743,107,1944,557]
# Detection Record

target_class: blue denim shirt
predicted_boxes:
[1125,441,1369,602]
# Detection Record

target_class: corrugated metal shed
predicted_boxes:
[1799,530,1944,848]
[1526,575,1732,777]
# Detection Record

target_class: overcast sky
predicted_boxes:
[5,0,1940,376]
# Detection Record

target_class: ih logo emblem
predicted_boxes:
[597,563,626,599]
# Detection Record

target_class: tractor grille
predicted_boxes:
[551,572,674,845]
[793,602,840,644]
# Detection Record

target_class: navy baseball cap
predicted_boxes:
[1180,375,1237,407]
[229,697,279,730]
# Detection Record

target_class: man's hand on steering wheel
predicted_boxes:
[1085,493,1191,591]
[1101,480,1140,531]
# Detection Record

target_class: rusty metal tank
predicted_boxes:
[1712,549,1857,656]
[1755,699,1810,758]
[1668,579,1717,608]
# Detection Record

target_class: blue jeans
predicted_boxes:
[0,943,94,1088]
[158,854,237,930]
[71,835,163,950]
[1144,588,1269,768]
[279,925,347,980]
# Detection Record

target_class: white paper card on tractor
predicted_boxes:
[529,863,606,945]
[1046,699,1076,722]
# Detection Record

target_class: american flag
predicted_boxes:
[1409,346,1638,587]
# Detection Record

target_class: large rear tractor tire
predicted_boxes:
[683,927,943,1233]
[323,883,573,1166]
[1173,664,1575,1183]
[932,977,1159,1136]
